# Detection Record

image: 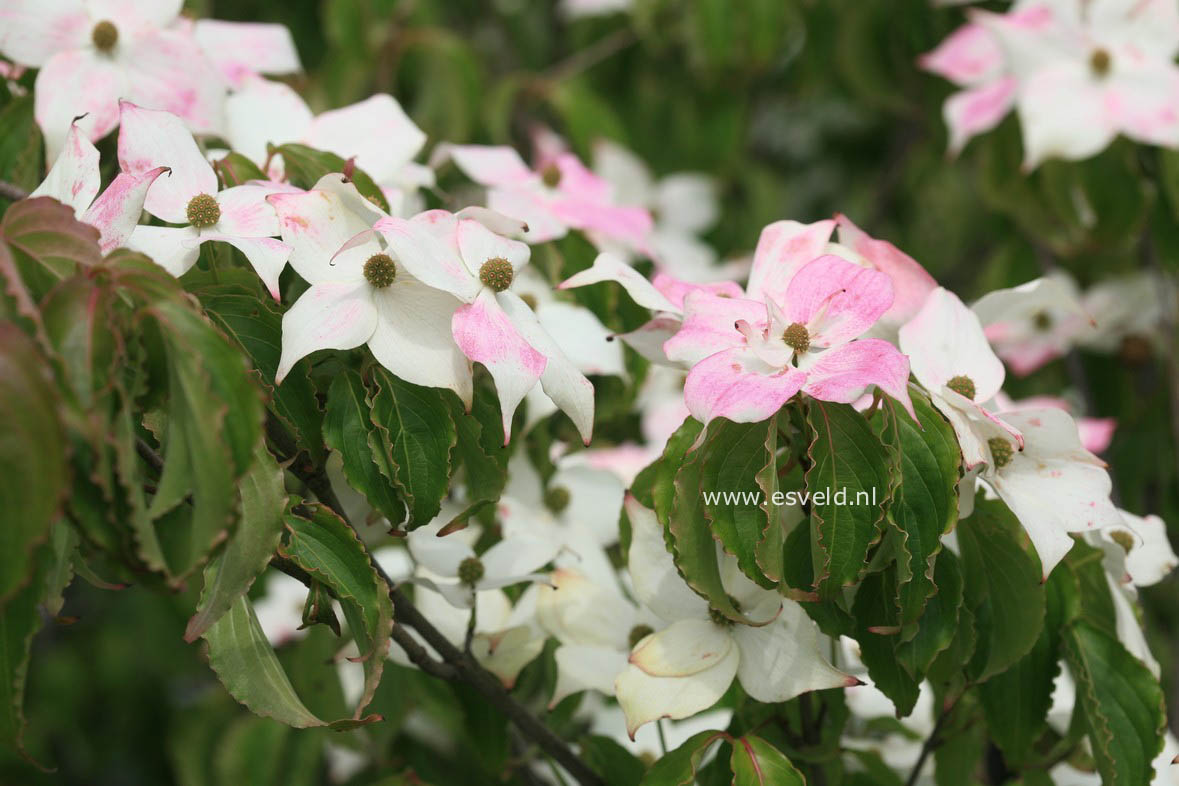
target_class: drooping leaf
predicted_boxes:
[876,392,961,626]
[805,401,892,595]
[640,730,728,786]
[1,197,101,295]
[0,543,52,763]
[853,566,920,717]
[1063,621,1166,786]
[368,367,457,529]
[729,735,807,786]
[280,503,394,718]
[323,369,405,525]
[896,548,965,679]
[186,443,289,642]
[958,497,1046,683]
[0,323,67,604]
[580,734,646,786]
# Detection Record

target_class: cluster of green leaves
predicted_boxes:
[631,386,1165,784]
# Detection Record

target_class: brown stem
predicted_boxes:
[289,461,606,786]
[0,181,31,202]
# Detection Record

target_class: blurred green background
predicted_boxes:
[3,0,1178,783]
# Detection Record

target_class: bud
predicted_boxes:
[782,322,811,353]
[185,193,221,228]
[988,437,1014,469]
[363,253,397,288]
[947,375,976,401]
[479,257,514,292]
[458,556,485,586]
[92,20,118,52]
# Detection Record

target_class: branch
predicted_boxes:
[288,460,606,786]
[0,181,30,202]
[390,623,458,681]
[905,701,954,786]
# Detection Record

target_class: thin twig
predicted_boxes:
[905,701,955,786]
[538,27,637,87]
[391,623,458,681]
[289,461,606,786]
[0,181,30,202]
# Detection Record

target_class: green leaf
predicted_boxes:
[670,423,748,622]
[853,567,920,717]
[876,392,961,626]
[0,323,67,605]
[323,369,405,525]
[203,595,325,728]
[273,143,389,212]
[281,503,394,718]
[897,548,965,679]
[0,542,52,763]
[805,401,892,595]
[729,735,806,785]
[1063,621,1166,786]
[368,367,457,528]
[196,282,324,463]
[581,735,646,786]
[1,197,101,295]
[978,552,1067,766]
[640,730,728,786]
[186,443,289,642]
[0,94,42,194]
[634,416,703,515]
[958,497,1046,683]
[214,153,268,188]
[446,386,509,507]
[698,418,777,587]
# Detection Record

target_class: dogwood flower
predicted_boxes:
[30,120,168,252]
[972,273,1094,375]
[1078,271,1177,356]
[432,143,654,254]
[971,0,1179,167]
[614,500,853,737]
[899,287,1023,469]
[0,0,224,160]
[117,102,293,297]
[223,77,432,216]
[187,20,301,89]
[405,513,559,609]
[375,210,595,442]
[994,392,1116,454]
[269,175,474,404]
[669,255,916,425]
[591,138,741,281]
[972,407,1123,577]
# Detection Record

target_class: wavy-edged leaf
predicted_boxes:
[1,197,101,296]
[368,367,456,528]
[958,497,1046,683]
[876,392,960,627]
[1063,621,1166,786]
[186,443,289,641]
[323,369,404,525]
[280,503,393,718]
[853,566,920,717]
[805,401,891,596]
[897,548,964,679]
[0,543,52,764]
[0,323,67,605]
[699,418,777,587]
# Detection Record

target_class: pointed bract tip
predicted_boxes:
[845,676,866,687]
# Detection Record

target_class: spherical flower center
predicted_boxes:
[92,20,118,52]
[988,437,1014,469]
[1032,310,1053,331]
[628,624,654,650]
[479,257,513,292]
[541,163,562,189]
[185,193,220,228]
[363,253,397,288]
[544,485,570,514]
[782,322,811,353]
[1090,48,1112,77]
[947,375,976,401]
[458,556,485,586]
